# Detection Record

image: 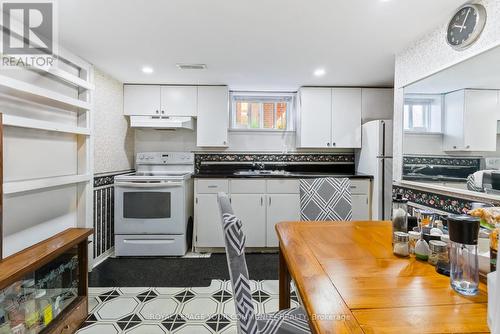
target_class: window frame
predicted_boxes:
[403,98,433,133]
[229,92,295,132]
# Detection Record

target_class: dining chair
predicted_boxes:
[299,178,352,221]
[217,192,311,334]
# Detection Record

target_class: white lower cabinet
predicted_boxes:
[266,194,300,247]
[230,194,266,247]
[194,194,224,247]
[194,178,371,249]
[351,194,370,221]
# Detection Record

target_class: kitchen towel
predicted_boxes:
[299,178,352,221]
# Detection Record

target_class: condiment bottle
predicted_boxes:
[408,231,420,255]
[447,215,480,296]
[392,195,408,234]
[393,232,410,257]
[415,239,431,261]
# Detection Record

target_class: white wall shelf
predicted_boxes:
[3,115,91,135]
[44,67,95,91]
[0,75,92,111]
[4,174,92,195]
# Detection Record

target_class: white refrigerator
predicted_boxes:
[355,120,393,220]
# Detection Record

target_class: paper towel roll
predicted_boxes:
[493,270,500,333]
[488,272,497,331]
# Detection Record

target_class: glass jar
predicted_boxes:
[392,195,408,237]
[491,224,498,272]
[418,210,435,229]
[393,232,410,257]
[408,231,420,255]
[447,215,480,296]
[428,240,448,266]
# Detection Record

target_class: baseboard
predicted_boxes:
[92,246,114,269]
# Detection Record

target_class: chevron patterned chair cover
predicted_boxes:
[217,192,311,334]
[299,178,353,221]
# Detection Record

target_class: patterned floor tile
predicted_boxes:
[139,297,178,321]
[181,296,219,320]
[125,323,167,334]
[97,297,139,320]
[79,280,297,334]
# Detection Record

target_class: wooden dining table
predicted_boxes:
[276,221,489,334]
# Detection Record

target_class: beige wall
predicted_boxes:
[94,69,134,174]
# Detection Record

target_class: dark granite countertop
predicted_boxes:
[193,172,373,179]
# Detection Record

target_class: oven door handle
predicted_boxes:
[114,181,183,188]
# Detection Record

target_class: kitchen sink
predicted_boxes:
[234,170,291,176]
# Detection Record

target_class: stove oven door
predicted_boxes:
[114,180,186,235]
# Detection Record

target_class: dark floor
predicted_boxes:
[89,253,279,287]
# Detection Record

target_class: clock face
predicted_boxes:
[447,4,486,50]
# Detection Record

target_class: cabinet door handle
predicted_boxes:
[269,197,271,206]
[327,142,330,147]
[332,142,336,146]
[466,145,470,149]
[453,146,457,149]
[261,197,263,206]
[161,110,165,114]
[156,110,159,114]
[223,141,227,145]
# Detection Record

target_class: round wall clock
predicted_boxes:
[446,3,487,50]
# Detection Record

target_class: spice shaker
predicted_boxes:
[393,232,410,257]
[428,240,448,266]
[447,215,480,296]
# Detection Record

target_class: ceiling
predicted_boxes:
[58,0,465,90]
[406,45,500,95]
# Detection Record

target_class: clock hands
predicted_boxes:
[460,8,471,32]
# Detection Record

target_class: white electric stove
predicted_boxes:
[114,152,194,256]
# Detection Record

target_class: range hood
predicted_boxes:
[129,116,194,130]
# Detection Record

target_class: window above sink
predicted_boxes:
[230,91,295,131]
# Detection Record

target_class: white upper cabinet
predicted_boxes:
[443,89,498,152]
[297,87,332,148]
[160,86,198,117]
[124,85,197,116]
[197,86,229,147]
[331,88,362,148]
[297,87,362,148]
[123,85,161,116]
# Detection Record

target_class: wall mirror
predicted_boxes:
[402,45,500,200]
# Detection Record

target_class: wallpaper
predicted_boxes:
[94,68,135,174]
